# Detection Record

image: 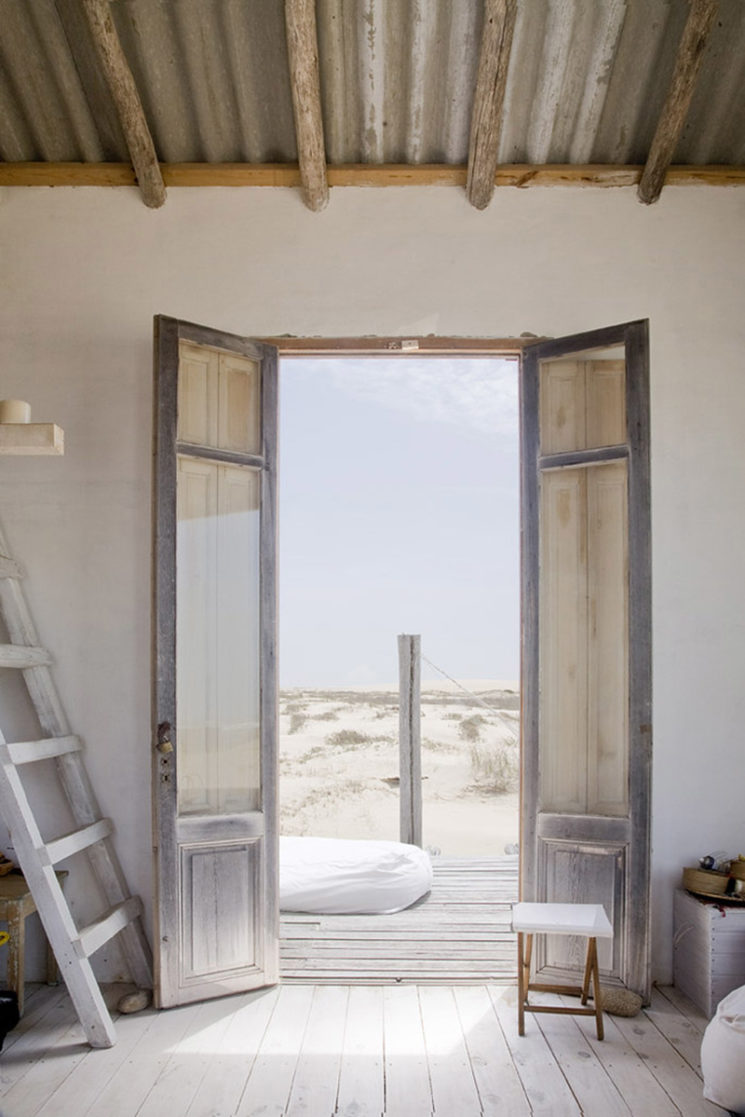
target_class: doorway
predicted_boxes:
[152,319,650,1004]
[278,353,521,859]
[275,351,522,983]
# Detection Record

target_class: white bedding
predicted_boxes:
[279,835,433,914]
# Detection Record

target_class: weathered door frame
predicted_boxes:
[151,327,651,994]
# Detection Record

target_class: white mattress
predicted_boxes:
[279,835,433,914]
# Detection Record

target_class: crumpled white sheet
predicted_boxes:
[279,835,433,914]
[701,983,745,1113]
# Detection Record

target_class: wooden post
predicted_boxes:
[398,634,422,847]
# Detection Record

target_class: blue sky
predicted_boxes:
[278,356,520,687]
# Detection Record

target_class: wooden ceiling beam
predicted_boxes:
[80,0,165,209]
[638,0,718,205]
[467,0,518,210]
[284,0,329,212]
[3,162,745,190]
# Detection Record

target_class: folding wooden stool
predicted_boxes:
[512,901,613,1039]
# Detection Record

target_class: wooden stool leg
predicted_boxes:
[517,932,534,1036]
[581,936,594,1004]
[7,907,24,1016]
[524,932,534,977]
[517,932,525,1036]
[589,938,604,1040]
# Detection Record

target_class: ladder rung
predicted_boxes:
[76,896,143,959]
[0,557,23,579]
[44,819,113,866]
[7,735,81,765]
[0,644,51,668]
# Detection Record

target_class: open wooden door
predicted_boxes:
[152,316,279,1008]
[521,320,651,999]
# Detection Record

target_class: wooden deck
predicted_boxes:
[280,855,519,983]
[0,980,725,1115]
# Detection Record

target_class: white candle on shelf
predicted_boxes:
[0,400,31,424]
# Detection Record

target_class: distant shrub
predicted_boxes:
[459,714,487,742]
[470,740,519,793]
[288,713,307,734]
[422,737,456,753]
[298,746,327,763]
[326,729,372,747]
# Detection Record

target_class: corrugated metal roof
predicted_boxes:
[0,0,743,169]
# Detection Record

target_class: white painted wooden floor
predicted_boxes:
[0,981,727,1116]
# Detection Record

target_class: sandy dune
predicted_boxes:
[279,681,520,857]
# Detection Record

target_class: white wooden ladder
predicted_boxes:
[0,525,152,1047]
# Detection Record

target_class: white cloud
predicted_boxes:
[284,356,519,436]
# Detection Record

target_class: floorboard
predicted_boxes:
[280,855,519,983]
[0,982,727,1116]
[336,985,385,1117]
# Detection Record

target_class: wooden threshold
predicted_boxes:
[280,855,519,984]
[2,161,744,189]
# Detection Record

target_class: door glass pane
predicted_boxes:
[178,341,261,455]
[586,460,629,816]
[540,350,626,454]
[539,461,628,815]
[176,456,262,814]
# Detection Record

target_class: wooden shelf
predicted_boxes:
[0,424,64,456]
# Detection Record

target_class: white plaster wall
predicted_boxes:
[1,182,744,985]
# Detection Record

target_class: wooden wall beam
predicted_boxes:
[80,0,165,208]
[467,0,518,210]
[638,0,718,205]
[284,0,329,211]
[2,162,745,190]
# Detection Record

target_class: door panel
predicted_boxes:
[522,321,651,998]
[540,357,626,453]
[541,838,625,975]
[180,840,261,981]
[218,353,262,453]
[153,316,279,1008]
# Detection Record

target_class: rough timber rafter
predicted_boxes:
[80,0,166,209]
[284,0,329,212]
[467,0,518,211]
[638,0,719,205]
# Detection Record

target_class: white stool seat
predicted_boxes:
[512,902,613,938]
[512,900,614,1040]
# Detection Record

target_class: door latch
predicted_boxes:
[156,721,174,754]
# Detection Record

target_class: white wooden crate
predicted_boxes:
[673,888,745,1017]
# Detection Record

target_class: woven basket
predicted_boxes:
[683,866,729,896]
